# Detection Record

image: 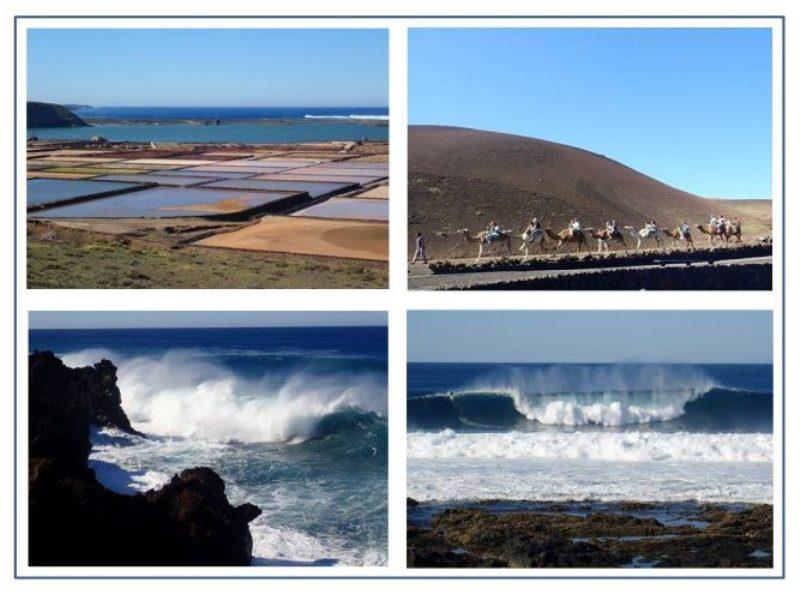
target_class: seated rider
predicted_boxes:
[530,217,541,231]
[606,219,618,234]
[717,215,727,234]
[485,220,501,243]
[569,217,581,236]
[679,221,691,239]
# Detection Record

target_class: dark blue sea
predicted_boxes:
[30,326,388,566]
[28,106,389,144]
[406,362,773,504]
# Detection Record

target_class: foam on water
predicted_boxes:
[407,456,772,504]
[64,348,386,444]
[89,427,387,566]
[407,430,772,463]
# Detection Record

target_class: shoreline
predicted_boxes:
[407,498,773,569]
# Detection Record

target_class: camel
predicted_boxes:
[544,228,590,253]
[519,225,547,258]
[458,228,514,262]
[624,225,663,250]
[586,227,627,253]
[696,223,729,246]
[661,227,695,249]
[725,219,742,244]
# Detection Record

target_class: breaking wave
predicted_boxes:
[407,429,772,463]
[407,364,771,433]
[304,114,388,120]
[62,348,387,444]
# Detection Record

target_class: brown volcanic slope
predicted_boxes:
[408,126,767,257]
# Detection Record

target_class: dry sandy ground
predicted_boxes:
[27,171,94,180]
[196,215,388,261]
[356,185,389,200]
[719,200,772,233]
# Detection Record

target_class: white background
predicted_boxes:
[1,0,797,596]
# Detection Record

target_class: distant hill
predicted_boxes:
[27,101,89,128]
[63,104,93,111]
[408,126,769,256]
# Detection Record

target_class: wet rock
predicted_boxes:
[28,351,261,566]
[407,502,773,569]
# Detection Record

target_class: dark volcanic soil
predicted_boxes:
[407,500,773,569]
[408,126,767,258]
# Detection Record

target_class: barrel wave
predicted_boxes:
[407,387,772,433]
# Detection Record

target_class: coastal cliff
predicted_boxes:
[29,351,261,566]
[27,101,89,128]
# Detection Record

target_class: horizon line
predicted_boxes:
[30,324,386,331]
[408,360,773,365]
[30,101,389,109]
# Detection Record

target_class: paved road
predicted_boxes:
[408,255,772,290]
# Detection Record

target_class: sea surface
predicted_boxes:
[407,362,773,504]
[28,106,389,144]
[30,326,388,566]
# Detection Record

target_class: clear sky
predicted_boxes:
[408,311,772,364]
[409,28,772,199]
[29,311,387,329]
[28,29,388,107]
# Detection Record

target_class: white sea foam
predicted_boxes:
[304,114,389,120]
[89,427,388,566]
[407,430,772,463]
[63,349,386,444]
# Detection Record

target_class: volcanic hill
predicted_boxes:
[408,126,770,257]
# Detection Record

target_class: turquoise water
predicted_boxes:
[28,120,388,144]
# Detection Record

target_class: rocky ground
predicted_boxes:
[29,351,261,566]
[407,499,773,569]
[28,220,387,289]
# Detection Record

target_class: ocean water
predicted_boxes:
[28,106,389,144]
[30,326,388,566]
[407,362,773,504]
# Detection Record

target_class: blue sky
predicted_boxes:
[28,29,388,107]
[408,311,772,364]
[409,28,772,199]
[29,312,387,329]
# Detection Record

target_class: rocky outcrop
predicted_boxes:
[28,351,261,566]
[407,500,773,569]
[27,101,89,128]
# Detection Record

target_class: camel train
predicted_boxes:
[455,216,741,262]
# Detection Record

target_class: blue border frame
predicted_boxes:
[13,14,786,580]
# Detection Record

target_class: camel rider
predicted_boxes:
[645,220,656,233]
[606,219,618,234]
[485,220,502,244]
[569,217,582,237]
[718,215,728,234]
[530,217,541,231]
[679,221,691,239]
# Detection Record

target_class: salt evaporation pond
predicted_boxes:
[32,187,303,218]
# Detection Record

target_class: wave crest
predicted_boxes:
[62,349,386,444]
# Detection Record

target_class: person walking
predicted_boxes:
[412,232,428,264]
